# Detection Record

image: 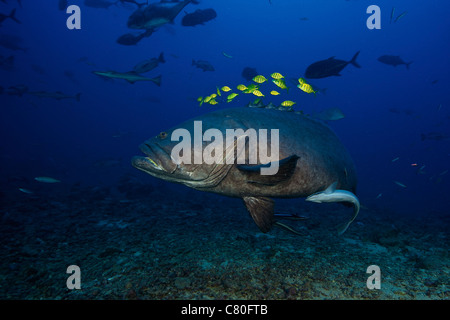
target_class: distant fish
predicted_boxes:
[226,93,238,102]
[312,107,345,121]
[305,51,361,79]
[117,0,147,8]
[116,29,153,46]
[236,84,247,91]
[390,7,395,24]
[376,193,382,199]
[394,11,407,23]
[416,165,426,175]
[7,85,28,97]
[35,177,61,183]
[272,78,289,91]
[0,33,27,52]
[0,9,21,26]
[391,157,400,162]
[270,72,284,80]
[111,131,130,138]
[127,0,191,30]
[243,83,259,94]
[93,70,162,85]
[297,78,317,95]
[281,100,296,107]
[77,56,96,66]
[252,75,267,84]
[116,33,143,46]
[306,182,360,234]
[198,93,220,106]
[222,52,232,59]
[202,94,214,104]
[377,55,413,69]
[421,132,448,141]
[252,90,264,97]
[393,181,406,188]
[388,107,415,115]
[19,188,34,194]
[192,59,215,72]
[290,78,327,95]
[27,91,81,101]
[241,67,258,81]
[182,8,217,27]
[133,52,165,74]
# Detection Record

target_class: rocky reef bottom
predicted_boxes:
[0,182,448,300]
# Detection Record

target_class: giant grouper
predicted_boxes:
[132,107,359,235]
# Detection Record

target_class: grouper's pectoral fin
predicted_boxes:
[237,155,299,186]
[243,196,274,233]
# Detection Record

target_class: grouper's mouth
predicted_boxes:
[132,141,178,176]
[132,140,233,189]
[131,156,163,173]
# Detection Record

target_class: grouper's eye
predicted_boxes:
[159,132,168,140]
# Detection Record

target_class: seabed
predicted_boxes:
[0,181,448,300]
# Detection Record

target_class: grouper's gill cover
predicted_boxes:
[133,117,244,188]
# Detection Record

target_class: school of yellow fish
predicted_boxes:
[197,72,318,108]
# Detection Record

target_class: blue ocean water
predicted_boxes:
[0,1,448,300]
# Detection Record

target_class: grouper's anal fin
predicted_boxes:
[243,196,274,233]
[237,155,299,186]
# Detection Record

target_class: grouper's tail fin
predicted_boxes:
[406,61,413,70]
[349,51,361,68]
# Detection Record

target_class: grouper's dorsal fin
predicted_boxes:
[243,196,274,233]
[237,155,299,186]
